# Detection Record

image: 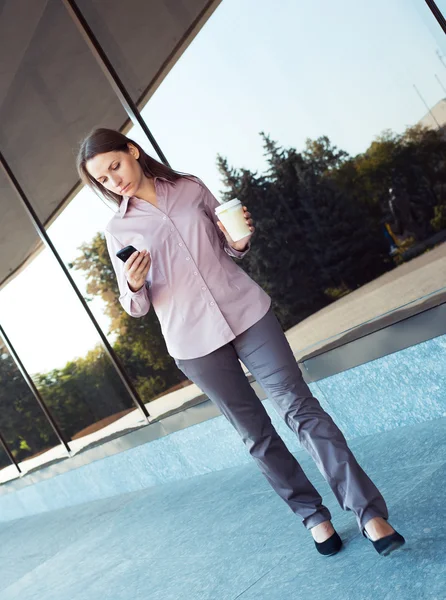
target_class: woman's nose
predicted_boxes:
[110,174,121,188]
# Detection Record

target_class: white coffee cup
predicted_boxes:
[215,199,251,242]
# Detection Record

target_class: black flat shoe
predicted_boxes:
[362,528,405,556]
[314,531,343,556]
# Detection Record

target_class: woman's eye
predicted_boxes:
[99,163,119,183]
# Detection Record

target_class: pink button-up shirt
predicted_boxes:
[104,175,271,359]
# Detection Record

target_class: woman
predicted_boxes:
[77,127,405,557]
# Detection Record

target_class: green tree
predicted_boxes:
[303,135,349,176]
[298,166,389,290]
[334,125,446,238]
[262,133,389,294]
[217,146,327,330]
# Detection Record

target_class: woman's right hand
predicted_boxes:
[125,249,151,292]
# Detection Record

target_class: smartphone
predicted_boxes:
[116,245,138,262]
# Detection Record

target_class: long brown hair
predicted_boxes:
[77,127,188,207]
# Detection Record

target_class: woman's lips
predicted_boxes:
[121,183,131,194]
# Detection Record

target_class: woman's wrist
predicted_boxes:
[231,241,249,252]
[128,281,143,293]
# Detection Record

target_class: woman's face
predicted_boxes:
[86,143,144,197]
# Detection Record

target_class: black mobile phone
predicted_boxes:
[116,245,138,262]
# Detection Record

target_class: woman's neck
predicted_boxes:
[135,176,157,207]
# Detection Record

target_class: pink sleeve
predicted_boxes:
[104,229,151,318]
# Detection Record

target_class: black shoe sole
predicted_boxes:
[363,528,406,556]
[323,548,342,557]
[380,538,405,556]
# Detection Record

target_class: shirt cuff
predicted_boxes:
[226,241,251,259]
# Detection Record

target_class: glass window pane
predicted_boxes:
[140,0,446,352]
[0,238,140,449]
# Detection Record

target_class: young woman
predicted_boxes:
[77,127,405,557]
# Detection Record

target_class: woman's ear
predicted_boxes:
[127,143,140,159]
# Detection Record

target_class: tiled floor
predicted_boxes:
[0,417,445,600]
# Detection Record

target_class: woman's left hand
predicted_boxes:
[217,206,255,251]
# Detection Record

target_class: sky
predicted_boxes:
[1,0,446,376]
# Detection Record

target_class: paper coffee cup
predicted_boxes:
[215,199,251,242]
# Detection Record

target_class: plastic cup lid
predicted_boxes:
[215,198,242,214]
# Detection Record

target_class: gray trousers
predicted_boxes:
[175,307,388,532]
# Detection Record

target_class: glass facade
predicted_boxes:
[143,0,446,340]
[0,0,445,477]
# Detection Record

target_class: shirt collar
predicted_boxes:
[118,175,172,218]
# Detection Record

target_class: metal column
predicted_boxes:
[425,0,446,35]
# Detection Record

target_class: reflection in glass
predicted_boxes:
[141,0,446,346]
[0,343,60,465]
[0,245,139,449]
[0,435,13,473]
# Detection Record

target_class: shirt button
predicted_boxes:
[179,243,183,247]
[193,271,198,276]
[170,228,174,232]
[162,216,167,220]
[186,256,191,261]
[210,301,215,306]
[201,286,206,291]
